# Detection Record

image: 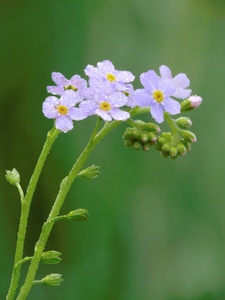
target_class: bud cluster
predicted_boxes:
[155,132,190,158]
[123,120,160,151]
[155,119,196,159]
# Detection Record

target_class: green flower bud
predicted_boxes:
[177,143,187,156]
[175,117,192,129]
[5,168,20,186]
[123,127,135,139]
[158,137,166,145]
[133,141,142,150]
[67,209,89,221]
[147,132,157,144]
[78,165,100,180]
[142,142,151,151]
[161,143,170,153]
[124,139,134,147]
[161,132,172,140]
[41,251,62,265]
[41,273,63,287]
[134,120,161,133]
[179,130,197,143]
[182,140,191,152]
[169,146,177,158]
[140,133,149,143]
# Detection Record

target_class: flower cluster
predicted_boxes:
[43,60,202,132]
[42,60,202,158]
[43,60,135,132]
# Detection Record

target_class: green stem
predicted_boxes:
[6,127,60,300]
[15,108,150,299]
[164,112,180,142]
[15,183,25,204]
[15,119,123,300]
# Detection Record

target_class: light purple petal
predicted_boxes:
[47,86,65,95]
[108,92,128,107]
[173,88,192,99]
[55,115,74,133]
[110,108,130,120]
[150,103,164,123]
[79,100,98,116]
[95,109,112,121]
[91,79,116,95]
[97,60,115,73]
[51,72,68,85]
[84,64,100,79]
[60,90,81,107]
[68,107,88,120]
[159,65,172,80]
[140,70,160,91]
[173,73,190,88]
[116,71,135,83]
[42,96,59,119]
[70,75,87,89]
[163,98,181,115]
[158,80,176,97]
[133,89,151,107]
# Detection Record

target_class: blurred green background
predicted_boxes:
[1,0,225,299]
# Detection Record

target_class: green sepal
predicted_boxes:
[41,251,62,264]
[67,209,89,221]
[40,273,64,287]
[5,168,20,186]
[78,165,100,180]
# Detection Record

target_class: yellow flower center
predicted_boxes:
[106,73,116,82]
[153,90,164,103]
[57,105,68,115]
[64,84,78,91]
[99,101,111,111]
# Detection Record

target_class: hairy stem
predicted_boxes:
[6,127,60,300]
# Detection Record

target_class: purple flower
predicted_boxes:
[84,60,135,92]
[47,72,88,98]
[159,65,191,99]
[134,70,180,123]
[42,90,87,133]
[79,90,130,122]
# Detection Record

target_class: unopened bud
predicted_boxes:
[78,165,100,180]
[161,143,170,153]
[142,142,151,151]
[181,95,202,112]
[188,95,202,109]
[177,143,187,156]
[41,251,62,265]
[41,273,63,287]
[5,168,20,186]
[179,130,197,143]
[147,132,157,143]
[169,147,177,158]
[134,120,161,133]
[124,139,134,147]
[133,141,142,150]
[67,209,89,221]
[175,117,192,129]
